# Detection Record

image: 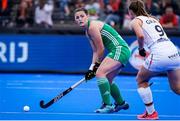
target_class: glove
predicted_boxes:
[85,70,96,80]
[139,48,146,57]
[85,62,101,81]
[92,61,101,72]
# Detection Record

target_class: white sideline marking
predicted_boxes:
[0,112,180,118]
[5,80,168,85]
[6,83,23,86]
[5,86,173,93]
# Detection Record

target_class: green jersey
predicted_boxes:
[88,20,131,65]
[100,23,129,51]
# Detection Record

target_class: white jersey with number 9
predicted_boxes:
[136,16,169,48]
[135,16,180,72]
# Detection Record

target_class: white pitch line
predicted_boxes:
[6,83,23,86]
[6,80,65,84]
[0,112,180,118]
[5,86,173,93]
[4,80,169,85]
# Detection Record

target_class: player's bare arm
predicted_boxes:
[131,18,144,49]
[86,31,98,64]
[88,21,105,63]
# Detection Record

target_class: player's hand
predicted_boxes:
[85,70,96,80]
[93,61,101,72]
[85,62,101,81]
[139,48,146,57]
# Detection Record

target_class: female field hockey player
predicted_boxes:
[74,7,131,113]
[129,0,180,120]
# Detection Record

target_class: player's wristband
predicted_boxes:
[89,63,95,70]
[138,48,146,57]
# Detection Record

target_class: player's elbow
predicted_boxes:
[137,35,144,41]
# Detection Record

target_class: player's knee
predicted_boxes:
[136,76,148,88]
[136,76,141,83]
[169,79,180,95]
[96,71,105,78]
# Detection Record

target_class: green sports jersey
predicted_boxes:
[87,20,131,65]
[100,23,129,51]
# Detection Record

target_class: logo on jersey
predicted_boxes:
[129,40,150,70]
[168,46,180,59]
[146,19,156,24]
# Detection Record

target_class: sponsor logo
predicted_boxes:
[0,42,28,63]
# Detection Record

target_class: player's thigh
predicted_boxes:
[96,57,122,77]
[167,69,180,90]
[136,66,157,87]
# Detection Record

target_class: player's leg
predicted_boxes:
[95,57,122,113]
[136,66,159,120]
[167,69,180,95]
[106,67,120,83]
[95,45,131,113]
[106,68,129,112]
[107,68,123,104]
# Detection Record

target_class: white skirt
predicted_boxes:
[144,40,180,72]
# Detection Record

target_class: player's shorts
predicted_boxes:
[107,46,131,66]
[144,40,180,72]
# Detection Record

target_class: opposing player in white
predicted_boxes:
[129,0,180,120]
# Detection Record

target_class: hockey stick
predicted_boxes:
[40,78,86,109]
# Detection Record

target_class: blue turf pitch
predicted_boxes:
[0,74,180,120]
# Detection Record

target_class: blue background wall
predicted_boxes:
[0,34,179,74]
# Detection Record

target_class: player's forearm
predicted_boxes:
[137,36,144,49]
[89,53,100,71]
[92,52,98,64]
[92,50,104,63]
[96,48,104,62]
